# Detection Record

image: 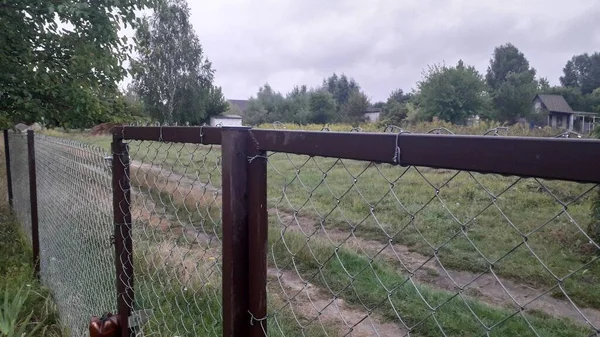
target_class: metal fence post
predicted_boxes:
[247,134,268,336]
[4,130,13,208]
[222,127,269,337]
[27,130,40,277]
[112,134,134,337]
[221,127,250,337]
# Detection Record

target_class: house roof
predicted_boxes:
[227,99,249,112]
[534,94,574,114]
[212,114,242,119]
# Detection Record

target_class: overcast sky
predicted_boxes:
[178,0,600,102]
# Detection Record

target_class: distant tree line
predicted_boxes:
[243,74,370,126]
[244,44,600,127]
[2,0,599,129]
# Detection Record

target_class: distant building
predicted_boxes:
[227,99,249,115]
[363,107,382,123]
[210,115,243,127]
[532,94,576,130]
[532,94,598,132]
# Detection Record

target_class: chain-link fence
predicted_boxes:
[264,154,600,336]
[35,134,116,337]
[4,126,600,337]
[6,132,116,337]
[8,132,31,239]
[123,139,224,336]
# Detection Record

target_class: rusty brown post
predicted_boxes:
[247,135,268,336]
[27,130,40,277]
[4,130,13,208]
[112,134,134,337]
[221,127,257,337]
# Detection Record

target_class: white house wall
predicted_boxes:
[364,112,380,123]
[210,117,243,127]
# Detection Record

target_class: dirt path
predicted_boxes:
[268,267,409,336]
[273,210,600,328]
[131,160,220,193]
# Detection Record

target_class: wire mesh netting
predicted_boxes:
[8,132,31,239]
[33,134,116,337]
[123,140,224,336]
[7,126,598,337]
[260,152,600,337]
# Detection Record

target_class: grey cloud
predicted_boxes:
[188,0,600,101]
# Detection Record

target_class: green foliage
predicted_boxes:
[492,71,538,123]
[284,85,311,124]
[560,52,600,94]
[132,0,226,125]
[486,43,534,89]
[380,100,408,125]
[244,84,286,125]
[387,88,412,104]
[323,73,360,108]
[0,0,152,129]
[372,101,385,109]
[308,90,337,124]
[244,74,368,125]
[486,43,538,123]
[592,88,600,113]
[245,84,342,126]
[404,102,424,125]
[380,89,413,125]
[538,77,551,91]
[0,197,63,336]
[416,60,490,124]
[0,285,45,337]
[340,91,369,124]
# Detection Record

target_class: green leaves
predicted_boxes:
[341,91,370,125]
[485,44,539,123]
[0,0,152,128]
[0,285,45,337]
[416,61,490,125]
[560,53,600,95]
[132,0,225,125]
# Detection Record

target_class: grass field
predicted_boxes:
[38,127,600,336]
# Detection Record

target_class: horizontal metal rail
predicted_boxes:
[113,127,600,184]
[113,126,222,144]
[249,130,600,184]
